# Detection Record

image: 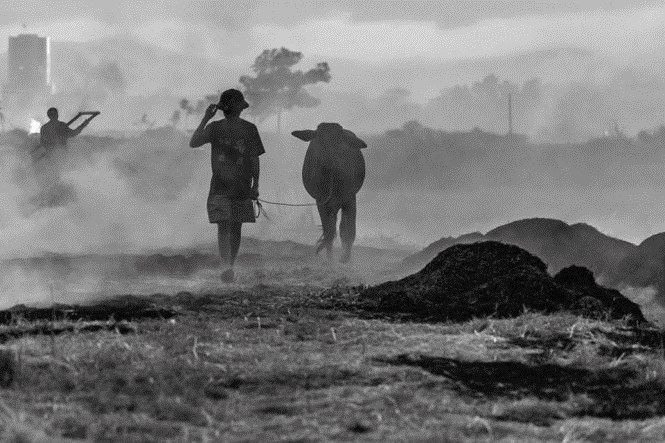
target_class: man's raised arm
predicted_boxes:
[70,116,95,137]
[189,104,217,148]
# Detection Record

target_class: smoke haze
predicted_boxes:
[2,1,665,311]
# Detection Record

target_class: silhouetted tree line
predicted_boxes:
[425,74,542,136]
[4,116,665,198]
[415,73,665,143]
[637,126,665,145]
[363,120,665,191]
[363,121,528,190]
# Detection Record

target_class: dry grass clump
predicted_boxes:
[0,347,16,389]
[0,284,663,441]
[491,399,569,426]
[0,400,56,443]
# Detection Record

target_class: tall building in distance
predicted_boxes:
[6,33,52,94]
[2,33,53,111]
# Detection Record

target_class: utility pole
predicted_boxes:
[508,93,513,135]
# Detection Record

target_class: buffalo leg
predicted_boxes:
[339,196,356,263]
[316,203,337,259]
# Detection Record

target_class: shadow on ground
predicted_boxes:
[380,354,665,419]
[506,326,665,359]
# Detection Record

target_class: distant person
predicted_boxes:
[39,107,93,150]
[29,107,94,209]
[189,89,265,283]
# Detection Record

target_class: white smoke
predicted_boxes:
[28,119,42,135]
[617,285,665,326]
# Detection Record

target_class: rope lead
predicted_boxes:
[256,198,317,207]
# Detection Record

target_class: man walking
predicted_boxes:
[189,89,265,282]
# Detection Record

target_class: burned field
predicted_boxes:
[1,241,665,441]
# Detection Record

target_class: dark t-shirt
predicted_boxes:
[40,120,75,148]
[198,118,265,197]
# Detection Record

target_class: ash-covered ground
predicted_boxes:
[0,236,411,309]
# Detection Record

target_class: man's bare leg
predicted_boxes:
[229,222,242,266]
[217,222,234,282]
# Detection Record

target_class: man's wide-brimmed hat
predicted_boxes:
[217,89,249,112]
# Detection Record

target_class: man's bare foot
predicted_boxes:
[221,268,235,283]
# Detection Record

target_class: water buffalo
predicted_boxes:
[292,123,367,263]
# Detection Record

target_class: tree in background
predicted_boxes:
[427,74,541,136]
[239,47,331,135]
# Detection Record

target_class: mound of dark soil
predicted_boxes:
[400,218,636,280]
[554,265,645,321]
[363,241,646,324]
[608,232,665,292]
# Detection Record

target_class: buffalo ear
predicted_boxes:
[343,129,368,149]
[291,130,317,142]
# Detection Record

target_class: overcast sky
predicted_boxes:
[1,1,663,60]
[1,0,664,101]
